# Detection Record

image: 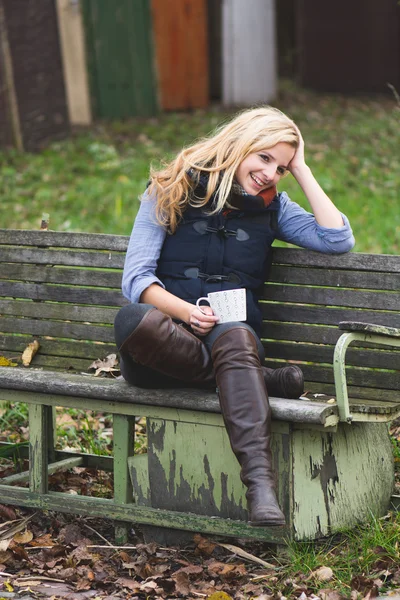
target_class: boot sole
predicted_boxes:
[249,519,286,527]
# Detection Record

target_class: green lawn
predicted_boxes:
[1,82,399,254]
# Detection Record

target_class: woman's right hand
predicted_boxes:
[188,304,219,336]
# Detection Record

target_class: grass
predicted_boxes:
[0,81,399,253]
[281,513,400,597]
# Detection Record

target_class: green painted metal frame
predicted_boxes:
[334,327,400,423]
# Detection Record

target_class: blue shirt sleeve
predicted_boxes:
[276,192,355,253]
[122,191,167,303]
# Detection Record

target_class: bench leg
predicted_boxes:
[113,414,135,544]
[29,404,49,494]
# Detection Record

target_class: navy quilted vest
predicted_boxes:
[156,184,280,336]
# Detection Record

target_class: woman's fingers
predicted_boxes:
[189,305,219,334]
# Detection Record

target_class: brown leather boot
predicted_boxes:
[263,365,304,399]
[118,308,215,386]
[211,327,285,526]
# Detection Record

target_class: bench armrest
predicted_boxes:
[339,321,400,338]
[333,321,400,423]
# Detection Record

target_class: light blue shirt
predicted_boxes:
[122,191,355,304]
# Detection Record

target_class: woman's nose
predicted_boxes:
[263,163,277,181]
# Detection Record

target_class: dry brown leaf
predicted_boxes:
[13,529,33,544]
[319,589,346,600]
[22,340,40,366]
[193,533,216,555]
[310,565,334,582]
[88,353,120,377]
[0,539,11,552]
[217,542,277,569]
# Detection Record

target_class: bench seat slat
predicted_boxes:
[0,335,115,361]
[1,316,115,343]
[261,322,398,345]
[290,363,400,392]
[272,248,400,272]
[261,305,397,328]
[0,248,125,269]
[0,230,130,251]
[0,367,338,426]
[264,341,400,370]
[304,383,399,403]
[0,299,117,324]
[0,264,123,288]
[269,265,400,291]
[0,282,127,307]
[265,286,399,311]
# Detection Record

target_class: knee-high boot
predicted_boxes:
[117,308,215,386]
[263,365,304,399]
[211,327,285,526]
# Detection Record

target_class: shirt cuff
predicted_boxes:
[315,213,354,242]
[130,276,165,304]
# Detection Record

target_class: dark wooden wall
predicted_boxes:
[297,0,400,93]
[0,0,68,151]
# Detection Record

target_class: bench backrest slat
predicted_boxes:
[0,230,398,402]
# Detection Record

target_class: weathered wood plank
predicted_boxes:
[0,229,129,251]
[113,414,135,544]
[0,247,125,269]
[339,321,400,338]
[0,486,289,542]
[0,335,115,360]
[1,456,83,484]
[0,368,339,425]
[263,340,400,370]
[265,285,399,312]
[0,282,126,307]
[303,382,399,403]
[283,363,400,392]
[0,263,122,288]
[268,265,400,291]
[1,316,115,343]
[271,248,400,273]
[0,443,113,471]
[29,404,49,494]
[0,299,118,324]
[261,322,399,346]
[261,304,397,328]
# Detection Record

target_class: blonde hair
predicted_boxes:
[147,106,299,233]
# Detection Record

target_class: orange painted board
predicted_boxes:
[151,0,209,110]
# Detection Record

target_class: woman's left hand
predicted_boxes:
[288,127,307,174]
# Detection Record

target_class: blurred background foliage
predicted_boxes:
[1,82,399,254]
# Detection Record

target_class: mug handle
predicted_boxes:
[196,297,211,315]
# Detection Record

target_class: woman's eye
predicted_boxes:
[277,167,286,175]
[260,154,269,162]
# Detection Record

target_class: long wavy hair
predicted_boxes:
[147,106,299,233]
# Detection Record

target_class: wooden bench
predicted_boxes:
[0,228,399,544]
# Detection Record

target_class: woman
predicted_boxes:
[114,106,355,526]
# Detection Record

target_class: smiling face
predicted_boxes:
[235,142,295,195]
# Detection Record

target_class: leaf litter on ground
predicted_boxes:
[0,511,400,599]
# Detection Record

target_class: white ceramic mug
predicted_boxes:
[196,288,247,323]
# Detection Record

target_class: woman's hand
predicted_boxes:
[288,127,307,174]
[188,304,219,336]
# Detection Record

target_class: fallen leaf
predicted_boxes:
[0,356,17,367]
[194,534,217,556]
[217,542,277,569]
[319,590,345,600]
[0,506,17,521]
[207,592,233,600]
[0,539,11,552]
[13,529,33,544]
[22,340,40,366]
[88,353,120,377]
[311,566,334,582]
